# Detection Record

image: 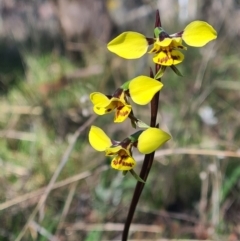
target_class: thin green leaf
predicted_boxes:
[171,65,183,77]
[130,170,146,183]
[136,119,150,128]
[121,80,131,91]
[122,171,128,176]
[154,66,166,79]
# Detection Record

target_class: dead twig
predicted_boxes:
[65,222,163,233]
[0,130,36,141]
[30,221,58,241]
[153,148,240,159]
[0,170,95,211]
[0,106,42,115]
[55,182,78,235]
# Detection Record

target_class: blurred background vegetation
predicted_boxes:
[0,0,240,240]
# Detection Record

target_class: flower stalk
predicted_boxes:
[121,11,162,241]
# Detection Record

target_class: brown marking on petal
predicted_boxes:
[122,161,134,167]
[118,158,122,165]
[116,102,124,108]
[120,110,129,116]
[116,107,130,117]
[177,45,184,49]
[172,55,181,60]
[97,106,113,113]
[114,157,124,165]
[157,55,170,64]
[167,51,172,58]
[114,156,134,168]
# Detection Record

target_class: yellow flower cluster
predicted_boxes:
[107,21,217,66]
[88,18,217,174]
[89,126,170,171]
[90,76,163,123]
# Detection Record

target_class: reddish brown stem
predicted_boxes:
[121,10,161,241]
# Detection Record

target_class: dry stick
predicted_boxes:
[66,222,163,233]
[30,221,58,241]
[0,170,93,211]
[122,10,161,241]
[15,114,97,241]
[0,130,36,141]
[199,168,209,225]
[0,158,28,176]
[154,148,240,158]
[0,105,42,115]
[210,159,221,229]
[55,182,78,235]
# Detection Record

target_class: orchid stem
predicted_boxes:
[121,10,161,241]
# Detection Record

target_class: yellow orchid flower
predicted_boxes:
[90,90,131,123]
[106,146,136,171]
[107,21,217,66]
[149,38,186,66]
[90,76,163,123]
[89,126,171,170]
[88,126,136,171]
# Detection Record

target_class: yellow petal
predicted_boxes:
[172,38,187,50]
[153,50,184,66]
[172,37,182,44]
[148,42,160,54]
[129,76,163,105]
[171,50,184,65]
[89,126,112,151]
[157,38,172,47]
[137,128,171,154]
[153,51,173,66]
[114,105,132,123]
[107,32,149,59]
[182,21,217,47]
[90,93,117,115]
[105,146,122,156]
[93,106,110,115]
[90,92,110,107]
[93,101,117,115]
[111,155,136,171]
[111,97,126,106]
